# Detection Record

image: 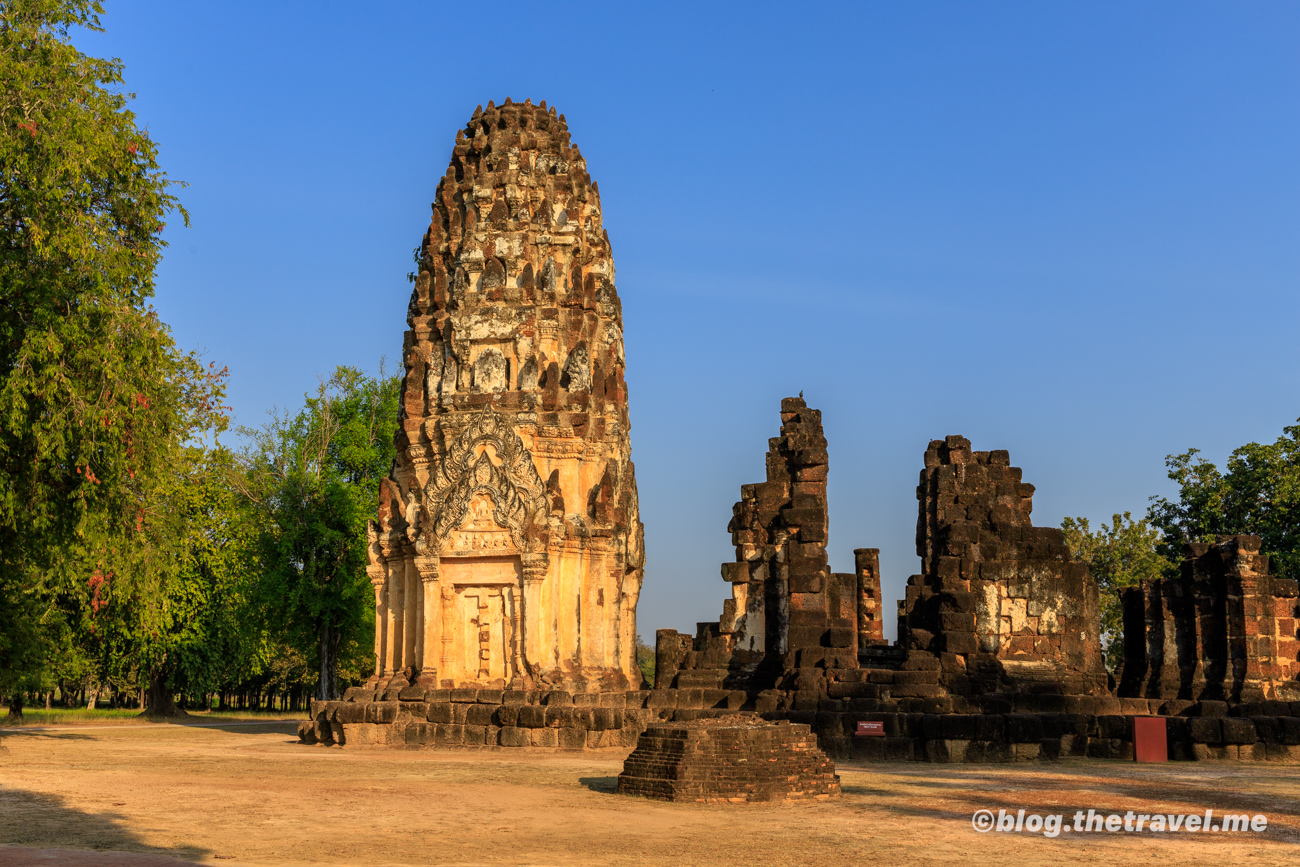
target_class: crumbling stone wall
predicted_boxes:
[900,436,1108,697]
[1120,536,1300,703]
[368,99,644,694]
[655,409,1108,710]
[654,397,864,694]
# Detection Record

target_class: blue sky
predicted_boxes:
[82,1,1299,638]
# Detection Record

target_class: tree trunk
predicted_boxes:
[142,670,186,718]
[7,693,22,723]
[86,686,99,710]
[317,617,340,700]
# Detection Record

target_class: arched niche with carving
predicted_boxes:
[421,406,548,556]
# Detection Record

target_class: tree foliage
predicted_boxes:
[1062,512,1171,672]
[0,0,225,707]
[236,365,400,699]
[1148,422,1300,582]
[635,636,655,688]
[80,444,262,714]
[1,4,409,714]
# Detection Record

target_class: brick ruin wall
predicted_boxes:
[1121,535,1300,703]
[634,398,1300,764]
[300,683,1300,765]
[900,435,1109,697]
[855,547,886,646]
[655,404,1109,707]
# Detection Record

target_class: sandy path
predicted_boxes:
[2,722,1299,866]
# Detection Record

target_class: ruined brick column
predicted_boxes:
[854,548,885,646]
[368,99,644,691]
[655,397,866,694]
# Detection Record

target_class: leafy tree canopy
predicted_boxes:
[0,0,224,703]
[1148,421,1300,582]
[236,365,399,699]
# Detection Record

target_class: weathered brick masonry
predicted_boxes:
[298,685,1300,765]
[643,398,1300,765]
[900,435,1109,698]
[617,717,840,803]
[1121,535,1300,703]
[655,403,1109,709]
[301,687,649,750]
[654,397,863,696]
[301,396,1300,763]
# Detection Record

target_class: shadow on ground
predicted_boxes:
[172,720,301,736]
[579,775,619,794]
[0,787,208,863]
[0,730,94,741]
[834,764,1300,844]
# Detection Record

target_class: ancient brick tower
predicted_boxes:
[366,99,644,692]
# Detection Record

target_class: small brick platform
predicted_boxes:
[617,716,840,803]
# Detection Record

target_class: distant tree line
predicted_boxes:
[0,1,398,720]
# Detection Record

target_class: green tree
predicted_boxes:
[79,443,264,716]
[236,365,399,700]
[0,0,224,716]
[1148,422,1300,581]
[1061,512,1171,672]
[635,635,655,688]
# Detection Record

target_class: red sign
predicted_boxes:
[1133,716,1168,763]
[856,721,885,737]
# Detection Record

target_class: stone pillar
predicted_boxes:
[414,555,440,685]
[854,548,884,646]
[509,586,523,686]
[440,581,456,686]
[1227,537,1266,701]
[386,554,405,675]
[403,557,418,672]
[369,575,387,683]
[520,555,548,676]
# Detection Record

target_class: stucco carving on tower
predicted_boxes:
[366,99,644,692]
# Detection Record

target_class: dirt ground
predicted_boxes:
[2,720,1299,867]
